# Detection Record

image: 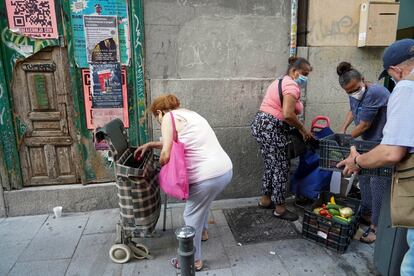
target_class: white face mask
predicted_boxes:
[350,85,366,100]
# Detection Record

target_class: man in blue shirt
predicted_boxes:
[338,39,414,276]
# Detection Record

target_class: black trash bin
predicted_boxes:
[374,180,408,276]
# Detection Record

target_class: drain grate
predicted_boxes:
[223,206,299,244]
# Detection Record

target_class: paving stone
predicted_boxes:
[217,224,238,249]
[121,246,177,276]
[0,215,48,275]
[325,240,378,275]
[226,242,289,276]
[8,259,70,276]
[0,215,48,243]
[65,233,122,276]
[171,208,185,229]
[195,268,233,276]
[0,218,5,224]
[0,240,33,276]
[155,206,172,231]
[210,197,259,211]
[272,238,347,276]
[84,209,119,235]
[18,214,88,262]
[133,229,177,252]
[211,210,229,227]
[200,234,231,271]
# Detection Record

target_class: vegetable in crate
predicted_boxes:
[327,203,342,210]
[329,150,344,161]
[339,207,353,218]
[330,196,336,205]
[313,207,322,215]
[333,215,350,224]
[328,209,340,216]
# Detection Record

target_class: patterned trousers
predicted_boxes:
[251,112,290,205]
[359,175,389,226]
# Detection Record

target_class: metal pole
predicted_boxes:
[175,226,196,276]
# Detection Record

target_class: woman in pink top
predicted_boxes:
[251,57,313,221]
[134,94,233,271]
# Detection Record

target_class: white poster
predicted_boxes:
[84,15,120,63]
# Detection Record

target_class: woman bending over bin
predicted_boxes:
[134,94,233,271]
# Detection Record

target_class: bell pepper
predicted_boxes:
[326,214,333,219]
[319,209,329,217]
[330,196,336,205]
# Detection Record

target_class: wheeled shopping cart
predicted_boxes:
[95,119,162,264]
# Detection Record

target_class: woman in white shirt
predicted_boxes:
[135,94,233,271]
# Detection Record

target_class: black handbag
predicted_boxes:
[278,78,307,159]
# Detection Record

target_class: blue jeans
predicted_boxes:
[401,229,414,276]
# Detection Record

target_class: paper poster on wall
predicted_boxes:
[5,0,59,39]
[90,63,123,108]
[82,68,129,130]
[84,16,120,63]
[69,0,130,67]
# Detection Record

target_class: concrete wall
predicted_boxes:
[144,0,291,198]
[143,0,386,200]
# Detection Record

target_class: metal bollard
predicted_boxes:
[175,226,196,276]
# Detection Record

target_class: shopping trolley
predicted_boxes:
[95,119,162,263]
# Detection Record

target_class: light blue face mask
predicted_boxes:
[295,75,308,87]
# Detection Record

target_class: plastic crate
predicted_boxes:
[301,192,361,253]
[319,133,393,177]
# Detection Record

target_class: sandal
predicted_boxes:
[258,201,275,209]
[202,230,209,242]
[170,258,203,271]
[360,227,376,244]
[273,209,299,221]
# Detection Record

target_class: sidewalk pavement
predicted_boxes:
[0,197,378,276]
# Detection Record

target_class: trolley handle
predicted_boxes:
[311,116,331,132]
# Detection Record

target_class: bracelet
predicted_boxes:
[354,156,363,170]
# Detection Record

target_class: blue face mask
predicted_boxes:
[295,74,308,87]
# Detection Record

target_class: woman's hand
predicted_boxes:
[134,143,151,160]
[300,128,314,141]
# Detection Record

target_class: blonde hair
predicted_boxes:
[149,94,180,116]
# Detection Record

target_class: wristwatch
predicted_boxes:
[354,156,363,170]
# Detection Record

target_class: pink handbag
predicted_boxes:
[158,112,189,200]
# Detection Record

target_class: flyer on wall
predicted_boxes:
[69,0,130,67]
[84,16,120,63]
[90,63,123,108]
[5,0,59,39]
[82,68,129,130]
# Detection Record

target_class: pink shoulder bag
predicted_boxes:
[158,112,189,200]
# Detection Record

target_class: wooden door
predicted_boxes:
[12,47,80,186]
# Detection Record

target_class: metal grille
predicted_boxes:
[223,207,299,244]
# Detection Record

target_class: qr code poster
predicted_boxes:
[5,0,59,39]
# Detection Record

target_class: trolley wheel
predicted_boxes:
[131,243,151,260]
[109,244,132,264]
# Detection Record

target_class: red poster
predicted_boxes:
[6,0,59,39]
[82,69,129,129]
